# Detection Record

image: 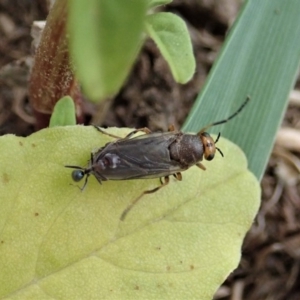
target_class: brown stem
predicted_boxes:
[29,0,83,129]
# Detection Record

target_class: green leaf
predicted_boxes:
[146,12,196,83]
[147,0,172,9]
[68,0,147,101]
[49,96,76,127]
[182,0,300,180]
[0,127,260,299]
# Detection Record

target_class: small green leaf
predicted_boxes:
[49,96,76,127]
[147,0,172,9]
[0,127,260,299]
[68,0,147,101]
[146,12,196,83]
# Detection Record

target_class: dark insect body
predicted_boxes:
[66,97,250,220]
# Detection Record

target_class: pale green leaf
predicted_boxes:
[0,127,260,299]
[146,12,196,83]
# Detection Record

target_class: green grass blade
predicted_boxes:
[182,0,300,180]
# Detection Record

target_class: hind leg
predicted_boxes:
[120,176,170,221]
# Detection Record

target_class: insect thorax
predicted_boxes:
[169,133,204,167]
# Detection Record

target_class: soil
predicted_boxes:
[1,1,300,299]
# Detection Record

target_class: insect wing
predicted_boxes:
[93,132,183,180]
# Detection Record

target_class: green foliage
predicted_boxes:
[147,0,172,9]
[68,0,148,100]
[68,0,195,101]
[0,127,260,299]
[3,1,288,298]
[49,96,76,127]
[146,12,196,83]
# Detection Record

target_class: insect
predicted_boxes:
[66,96,250,220]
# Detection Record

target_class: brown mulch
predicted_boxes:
[1,1,300,299]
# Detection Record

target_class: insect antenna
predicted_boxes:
[214,132,221,143]
[199,96,250,133]
[214,132,224,157]
[65,165,84,170]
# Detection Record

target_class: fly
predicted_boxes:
[66,96,250,220]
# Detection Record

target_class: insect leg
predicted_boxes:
[120,176,170,221]
[94,126,123,139]
[196,163,206,171]
[168,124,176,131]
[173,172,182,180]
[94,126,151,140]
[124,127,152,139]
[160,172,181,185]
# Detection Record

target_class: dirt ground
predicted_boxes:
[1,1,300,299]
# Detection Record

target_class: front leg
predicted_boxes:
[196,162,206,171]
